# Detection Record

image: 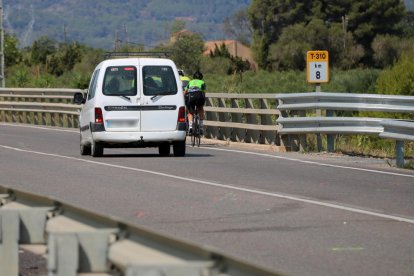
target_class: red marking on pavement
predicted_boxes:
[135,211,146,218]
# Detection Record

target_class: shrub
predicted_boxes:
[376,49,414,96]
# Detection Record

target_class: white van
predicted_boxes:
[73,56,187,157]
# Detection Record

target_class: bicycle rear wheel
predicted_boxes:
[191,129,196,147]
[191,115,197,147]
[191,115,200,147]
[196,133,201,147]
[195,115,201,147]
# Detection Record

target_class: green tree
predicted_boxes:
[209,43,251,75]
[31,36,57,65]
[47,43,82,76]
[372,35,401,68]
[248,0,309,69]
[348,0,406,62]
[326,23,364,69]
[269,18,364,70]
[162,33,205,74]
[248,0,406,70]
[209,43,231,59]
[8,65,31,87]
[269,23,311,70]
[372,35,414,68]
[376,48,414,96]
[399,11,414,37]
[5,34,22,67]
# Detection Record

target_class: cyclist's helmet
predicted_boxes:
[193,71,203,80]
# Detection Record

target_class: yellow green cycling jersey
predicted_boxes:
[186,79,206,92]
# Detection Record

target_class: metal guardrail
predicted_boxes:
[276,117,384,135]
[0,88,81,128]
[0,185,280,276]
[380,120,414,167]
[275,92,414,136]
[275,92,414,165]
[380,120,414,141]
[0,89,281,144]
[204,93,280,145]
[276,92,414,113]
[1,88,413,166]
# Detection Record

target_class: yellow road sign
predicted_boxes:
[307,50,329,83]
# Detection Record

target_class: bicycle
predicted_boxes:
[188,106,202,147]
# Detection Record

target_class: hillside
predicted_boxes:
[3,0,413,50]
[3,0,250,49]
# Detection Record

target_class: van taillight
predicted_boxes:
[95,108,103,123]
[178,106,186,123]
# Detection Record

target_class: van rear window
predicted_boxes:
[103,66,137,96]
[143,66,177,96]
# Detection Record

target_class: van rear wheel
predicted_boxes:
[80,134,91,155]
[173,140,186,157]
[91,141,104,157]
[80,143,91,156]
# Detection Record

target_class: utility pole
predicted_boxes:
[341,15,348,50]
[124,24,129,51]
[0,0,5,87]
[63,23,67,43]
[114,30,121,51]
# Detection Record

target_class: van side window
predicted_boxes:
[103,66,137,96]
[87,69,100,100]
[143,66,177,96]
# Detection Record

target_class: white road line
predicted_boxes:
[0,123,78,133]
[1,144,414,225]
[205,147,414,179]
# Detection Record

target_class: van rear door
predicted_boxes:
[139,62,181,132]
[101,64,141,132]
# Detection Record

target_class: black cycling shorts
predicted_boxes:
[185,90,205,113]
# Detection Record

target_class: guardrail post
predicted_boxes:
[205,97,217,139]
[260,98,273,144]
[48,233,79,276]
[0,200,52,276]
[395,140,405,168]
[246,98,259,143]
[46,215,118,274]
[218,98,229,140]
[327,110,335,152]
[231,98,244,142]
[0,210,20,276]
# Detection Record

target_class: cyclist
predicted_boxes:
[184,70,206,134]
[180,75,191,92]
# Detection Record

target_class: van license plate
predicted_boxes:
[107,120,136,128]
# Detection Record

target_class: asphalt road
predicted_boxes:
[1,123,414,276]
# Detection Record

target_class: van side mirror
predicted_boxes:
[73,92,86,104]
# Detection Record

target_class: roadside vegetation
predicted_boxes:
[3,0,414,162]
